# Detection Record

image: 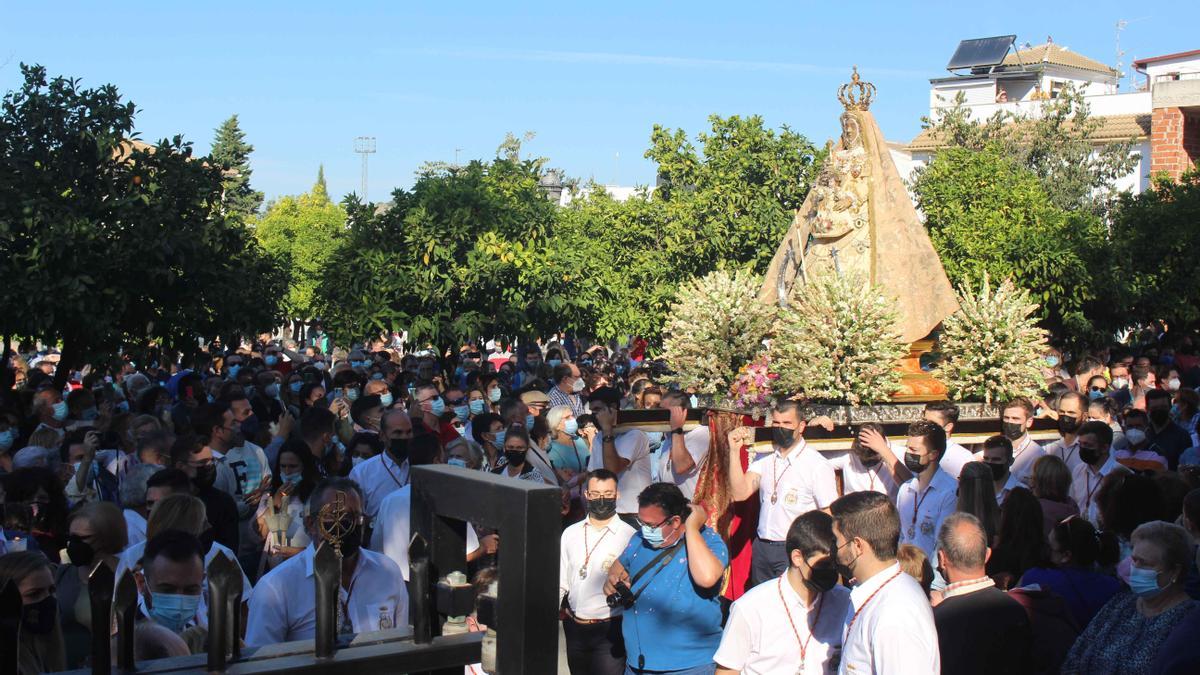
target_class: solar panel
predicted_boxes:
[946,35,1017,71]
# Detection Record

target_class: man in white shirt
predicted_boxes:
[1071,421,1124,525]
[559,469,636,674]
[895,420,958,560]
[369,483,482,582]
[246,478,409,646]
[840,423,904,501]
[727,400,839,586]
[923,401,974,479]
[996,398,1046,487]
[1045,392,1087,473]
[831,491,940,675]
[715,510,852,675]
[349,409,413,519]
[656,391,710,500]
[588,387,652,527]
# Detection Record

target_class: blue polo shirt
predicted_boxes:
[618,527,728,671]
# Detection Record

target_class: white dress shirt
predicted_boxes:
[246,544,409,647]
[838,562,939,675]
[588,430,652,514]
[995,472,1022,506]
[1045,437,1084,474]
[123,509,147,548]
[896,467,957,559]
[1070,454,1121,525]
[748,441,839,541]
[1009,436,1046,487]
[370,484,479,582]
[715,572,852,675]
[939,441,974,479]
[558,517,636,620]
[657,426,710,500]
[831,453,899,502]
[349,452,409,518]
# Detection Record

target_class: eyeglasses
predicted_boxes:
[584,491,617,499]
[636,515,675,529]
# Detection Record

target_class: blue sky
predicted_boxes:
[3,1,1197,203]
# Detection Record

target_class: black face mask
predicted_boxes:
[1149,408,1170,427]
[772,426,795,448]
[1057,415,1081,435]
[21,595,58,635]
[193,463,217,490]
[504,450,527,467]
[337,520,363,558]
[239,414,261,442]
[988,462,1009,482]
[586,497,618,520]
[388,438,410,464]
[1079,445,1102,466]
[66,535,95,567]
[1001,422,1025,441]
[835,542,860,582]
[805,558,839,594]
[903,452,927,474]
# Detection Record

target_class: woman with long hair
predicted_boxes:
[255,440,320,573]
[55,501,128,667]
[1031,455,1079,538]
[0,550,66,673]
[956,462,1001,543]
[986,486,1047,589]
[1020,516,1121,627]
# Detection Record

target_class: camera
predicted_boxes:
[605,581,635,609]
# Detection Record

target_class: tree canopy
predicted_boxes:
[210,114,264,219]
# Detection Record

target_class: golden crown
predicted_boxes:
[838,66,876,111]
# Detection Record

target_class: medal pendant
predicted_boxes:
[771,494,778,504]
[907,526,914,538]
[579,567,588,579]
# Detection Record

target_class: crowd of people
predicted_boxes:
[2,330,1200,674]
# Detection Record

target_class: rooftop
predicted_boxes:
[999,42,1117,76]
[907,112,1150,152]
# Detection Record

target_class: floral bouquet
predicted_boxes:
[728,353,778,419]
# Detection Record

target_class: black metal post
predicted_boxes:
[312,542,342,659]
[207,551,241,672]
[113,571,137,673]
[87,561,115,675]
[409,535,433,644]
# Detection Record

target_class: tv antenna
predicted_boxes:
[354,136,376,202]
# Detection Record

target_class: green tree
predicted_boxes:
[0,65,284,382]
[210,114,264,219]
[254,170,345,320]
[919,87,1139,214]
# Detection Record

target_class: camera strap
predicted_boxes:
[628,540,685,602]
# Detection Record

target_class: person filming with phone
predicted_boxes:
[603,482,728,675]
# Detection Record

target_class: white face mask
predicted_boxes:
[1167,378,1181,391]
[571,378,585,393]
[1125,427,1147,446]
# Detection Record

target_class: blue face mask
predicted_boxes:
[264,383,280,399]
[289,381,303,394]
[351,360,368,369]
[1128,564,1168,598]
[448,457,469,469]
[380,392,394,407]
[0,429,14,451]
[52,400,69,422]
[345,387,360,402]
[227,364,241,379]
[469,399,486,415]
[493,431,506,448]
[488,388,502,403]
[525,414,535,431]
[1088,390,1105,401]
[265,355,280,367]
[116,400,130,413]
[1045,355,1060,368]
[80,407,99,421]
[454,405,470,422]
[370,373,384,381]
[430,398,446,417]
[148,592,201,633]
[563,418,579,436]
[548,359,562,368]
[641,523,665,547]
[207,394,216,404]
[280,470,303,485]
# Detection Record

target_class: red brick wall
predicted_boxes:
[1152,107,1200,181]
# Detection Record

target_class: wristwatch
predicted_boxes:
[671,428,685,436]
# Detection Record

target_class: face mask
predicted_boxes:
[1001,421,1025,441]
[454,405,470,423]
[572,378,585,393]
[1149,408,1170,427]
[1125,427,1147,446]
[1167,378,1182,392]
[289,381,303,394]
[345,387,360,402]
[1079,445,1102,466]
[371,373,385,381]
[1088,390,1105,401]
[264,383,280,399]
[771,426,795,448]
[389,438,410,464]
[858,452,882,468]
[227,364,242,379]
[265,355,280,367]
[116,400,130,413]
[504,449,527,467]
[525,414,535,431]
[548,359,562,368]
[281,470,303,485]
[337,521,364,557]
[493,431,507,448]
[313,361,327,371]
[564,418,579,436]
[1045,355,1060,368]
[240,415,260,442]
[52,400,69,421]
[804,558,839,594]
[586,497,618,520]
[1128,564,1169,599]
[351,360,368,369]
[488,388,502,403]
[0,429,14,451]
[1057,415,1081,435]
[21,595,58,635]
[1110,377,1128,389]
[987,461,1009,482]
[80,407,99,421]
[352,455,366,467]
[207,394,216,404]
[469,399,486,415]
[67,534,96,567]
[149,592,201,633]
[835,540,861,582]
[429,398,446,417]
[380,392,394,408]
[193,463,217,490]
[903,452,928,474]
[448,457,469,469]
[641,523,665,547]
